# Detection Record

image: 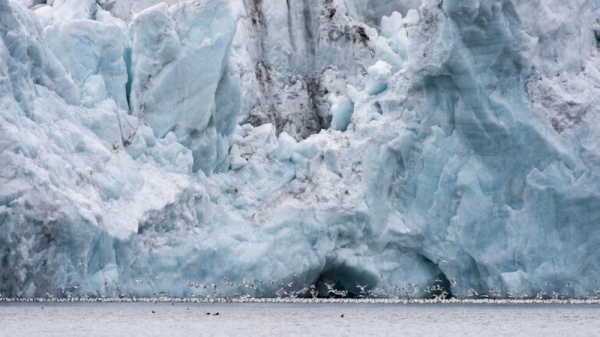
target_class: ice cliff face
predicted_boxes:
[1,0,600,299]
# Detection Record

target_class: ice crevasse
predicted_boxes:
[1,0,600,298]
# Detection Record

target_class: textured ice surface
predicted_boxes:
[1,0,600,299]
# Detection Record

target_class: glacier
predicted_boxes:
[1,0,599,299]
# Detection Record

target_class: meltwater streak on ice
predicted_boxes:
[1,0,600,299]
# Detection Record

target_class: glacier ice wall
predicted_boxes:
[1,0,600,299]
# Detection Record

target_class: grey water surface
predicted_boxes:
[0,303,597,336]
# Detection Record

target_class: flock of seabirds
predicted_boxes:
[1,276,600,304]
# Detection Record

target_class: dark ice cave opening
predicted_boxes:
[429,271,454,299]
[312,263,379,298]
[306,254,456,299]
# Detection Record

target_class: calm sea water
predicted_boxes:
[0,302,597,336]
